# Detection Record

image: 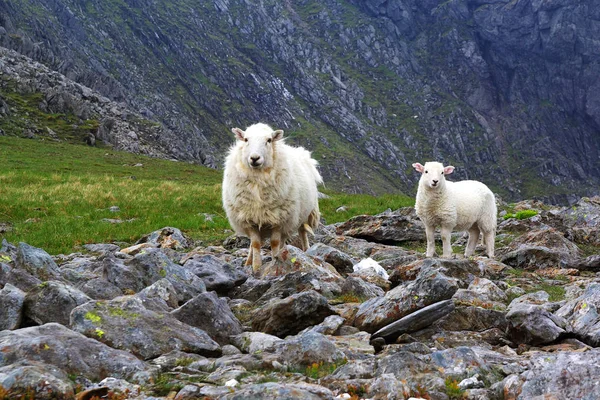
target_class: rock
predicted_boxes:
[171,291,243,345]
[560,196,600,246]
[452,277,508,310]
[274,331,346,369]
[150,350,208,372]
[137,226,189,249]
[506,302,566,345]
[306,243,355,275]
[77,278,123,300]
[217,382,334,399]
[83,243,120,255]
[434,306,508,332]
[519,349,600,399]
[259,245,343,281]
[335,207,424,244]
[135,278,179,312]
[354,265,458,333]
[301,315,346,336]
[23,280,91,326]
[251,290,336,337]
[183,254,247,293]
[556,283,600,346]
[70,296,221,359]
[0,323,153,382]
[500,226,581,269]
[257,270,343,303]
[0,283,25,330]
[0,262,42,292]
[0,361,75,400]
[105,249,206,302]
[230,332,284,355]
[15,242,62,281]
[340,276,385,300]
[372,300,455,342]
[228,277,272,302]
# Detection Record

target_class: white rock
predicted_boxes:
[353,257,389,280]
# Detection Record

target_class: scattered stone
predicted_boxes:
[336,207,424,244]
[23,280,92,326]
[0,283,26,330]
[15,242,62,281]
[251,290,336,337]
[183,254,247,293]
[171,291,243,345]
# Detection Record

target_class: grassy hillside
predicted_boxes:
[0,137,413,254]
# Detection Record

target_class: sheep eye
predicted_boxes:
[425,170,428,174]
[244,138,248,143]
[267,138,272,144]
[441,172,444,175]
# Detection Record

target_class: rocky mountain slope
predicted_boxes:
[1,0,599,201]
[1,196,599,399]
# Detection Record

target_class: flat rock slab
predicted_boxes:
[335,207,424,244]
[372,299,455,342]
[70,296,221,360]
[0,323,153,382]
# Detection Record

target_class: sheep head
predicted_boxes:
[412,161,454,190]
[231,123,283,170]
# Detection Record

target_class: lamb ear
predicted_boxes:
[412,163,424,173]
[232,128,245,141]
[272,130,284,141]
[444,165,455,175]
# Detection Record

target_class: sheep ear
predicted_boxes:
[412,163,424,173]
[272,130,284,141]
[444,166,455,175]
[232,128,245,141]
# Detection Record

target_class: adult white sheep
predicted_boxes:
[412,161,497,258]
[222,123,323,273]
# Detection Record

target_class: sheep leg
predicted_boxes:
[245,247,253,266]
[441,225,453,258]
[298,225,310,251]
[483,230,495,258]
[270,228,282,259]
[248,230,263,273]
[425,225,436,257]
[465,225,480,257]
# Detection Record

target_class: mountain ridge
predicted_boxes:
[0,0,599,203]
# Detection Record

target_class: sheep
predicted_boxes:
[222,123,323,273]
[412,161,497,258]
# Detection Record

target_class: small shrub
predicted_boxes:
[503,209,538,220]
[303,360,347,379]
[444,377,465,399]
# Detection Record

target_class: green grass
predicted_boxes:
[503,209,538,220]
[0,137,414,255]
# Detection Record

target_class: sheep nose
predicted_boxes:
[249,156,261,166]
[432,180,438,184]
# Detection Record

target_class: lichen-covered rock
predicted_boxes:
[506,300,566,346]
[217,382,333,400]
[273,331,347,369]
[0,361,76,400]
[70,296,221,359]
[340,276,385,300]
[0,323,153,382]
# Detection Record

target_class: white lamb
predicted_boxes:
[222,123,323,273]
[412,161,497,258]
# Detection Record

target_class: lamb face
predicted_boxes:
[413,161,455,190]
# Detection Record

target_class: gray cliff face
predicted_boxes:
[0,0,598,202]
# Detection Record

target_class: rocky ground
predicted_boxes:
[1,197,600,399]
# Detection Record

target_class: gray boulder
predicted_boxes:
[506,297,566,345]
[274,331,346,369]
[24,280,92,326]
[15,242,62,281]
[0,361,75,400]
[70,296,221,359]
[183,254,247,293]
[217,382,333,400]
[251,290,336,337]
[556,283,600,346]
[305,243,355,275]
[0,262,42,292]
[340,276,385,300]
[0,323,153,382]
[0,283,26,330]
[335,207,424,244]
[171,291,243,345]
[354,265,458,333]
